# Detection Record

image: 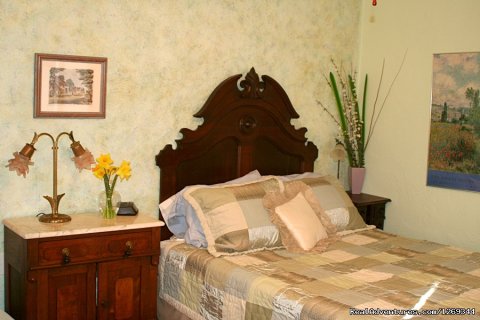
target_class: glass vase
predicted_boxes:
[98,190,121,219]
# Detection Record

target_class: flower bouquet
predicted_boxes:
[92,154,131,219]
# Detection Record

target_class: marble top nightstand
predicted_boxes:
[3,212,163,319]
[3,212,164,239]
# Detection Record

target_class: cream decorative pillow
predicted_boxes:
[274,193,327,250]
[263,181,338,253]
[286,175,366,231]
[183,176,284,257]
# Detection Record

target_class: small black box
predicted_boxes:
[117,202,139,216]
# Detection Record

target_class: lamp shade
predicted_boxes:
[330,143,347,162]
[70,140,95,171]
[6,151,34,178]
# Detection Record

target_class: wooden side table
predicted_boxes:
[4,213,164,320]
[347,192,391,229]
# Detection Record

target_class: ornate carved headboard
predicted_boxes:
[155,68,318,238]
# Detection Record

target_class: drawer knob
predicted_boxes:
[62,248,70,264]
[124,241,133,257]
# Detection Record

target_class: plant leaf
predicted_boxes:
[330,72,355,166]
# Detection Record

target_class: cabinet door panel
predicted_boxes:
[97,256,157,320]
[98,258,142,320]
[45,264,96,320]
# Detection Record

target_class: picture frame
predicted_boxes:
[34,53,107,118]
[427,51,480,192]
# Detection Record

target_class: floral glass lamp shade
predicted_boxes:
[6,131,95,223]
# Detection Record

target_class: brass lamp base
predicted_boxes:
[38,213,72,223]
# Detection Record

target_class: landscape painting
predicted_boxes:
[427,52,480,192]
[48,67,93,105]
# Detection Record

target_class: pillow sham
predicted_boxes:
[159,170,262,247]
[285,175,367,231]
[183,176,284,257]
[263,181,337,252]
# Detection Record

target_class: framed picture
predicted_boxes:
[34,53,107,118]
[427,52,480,192]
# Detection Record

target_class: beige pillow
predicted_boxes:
[263,181,338,253]
[286,175,366,231]
[274,193,327,250]
[183,176,284,257]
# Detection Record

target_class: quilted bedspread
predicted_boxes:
[159,229,480,319]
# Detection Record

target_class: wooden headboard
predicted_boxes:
[155,68,318,238]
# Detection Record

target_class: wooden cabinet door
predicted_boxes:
[32,264,96,320]
[97,257,157,320]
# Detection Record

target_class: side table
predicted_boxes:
[4,213,163,320]
[347,192,391,229]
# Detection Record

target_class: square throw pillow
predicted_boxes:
[263,181,338,252]
[183,176,284,257]
[286,175,366,231]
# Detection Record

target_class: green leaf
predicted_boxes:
[329,72,347,132]
[330,72,355,166]
[358,74,368,167]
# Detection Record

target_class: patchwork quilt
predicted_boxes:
[159,229,480,319]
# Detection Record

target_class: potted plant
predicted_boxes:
[319,56,406,193]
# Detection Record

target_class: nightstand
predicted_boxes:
[3,213,163,320]
[347,192,391,229]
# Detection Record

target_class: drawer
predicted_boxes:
[35,230,154,267]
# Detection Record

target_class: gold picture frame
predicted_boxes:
[34,53,107,118]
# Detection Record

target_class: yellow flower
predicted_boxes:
[96,153,113,170]
[92,164,106,179]
[116,161,131,180]
[92,153,132,219]
[92,153,132,183]
[106,166,118,175]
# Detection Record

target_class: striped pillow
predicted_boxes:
[183,177,284,257]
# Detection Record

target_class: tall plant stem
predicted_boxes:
[361,74,368,146]
[365,50,408,150]
[366,59,385,150]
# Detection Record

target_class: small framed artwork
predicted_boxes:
[427,51,480,192]
[34,53,107,118]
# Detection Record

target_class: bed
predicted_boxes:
[155,68,480,319]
